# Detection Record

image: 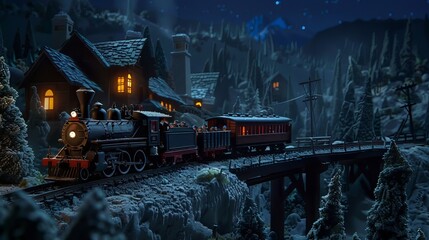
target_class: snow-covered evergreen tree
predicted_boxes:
[335,81,355,141]
[63,188,125,240]
[0,191,58,239]
[369,32,378,70]
[12,28,22,59]
[331,50,343,132]
[416,228,426,240]
[355,78,375,141]
[346,56,363,86]
[23,19,37,60]
[307,169,346,240]
[0,57,34,183]
[233,96,241,113]
[379,30,391,68]
[352,232,361,240]
[366,141,412,240]
[143,26,154,58]
[400,18,416,78]
[390,33,400,78]
[237,197,265,240]
[373,108,381,137]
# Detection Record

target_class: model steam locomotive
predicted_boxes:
[42,88,292,181]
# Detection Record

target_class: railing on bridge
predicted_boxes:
[293,136,388,155]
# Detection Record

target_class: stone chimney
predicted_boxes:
[51,12,74,49]
[170,34,191,97]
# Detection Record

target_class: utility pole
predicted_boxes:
[300,77,320,137]
[396,82,417,141]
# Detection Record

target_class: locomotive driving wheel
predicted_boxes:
[102,160,116,178]
[133,150,147,172]
[117,151,131,175]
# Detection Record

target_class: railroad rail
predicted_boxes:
[2,163,195,205]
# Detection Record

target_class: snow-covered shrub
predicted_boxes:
[195,167,229,184]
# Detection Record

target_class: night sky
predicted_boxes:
[137,0,428,35]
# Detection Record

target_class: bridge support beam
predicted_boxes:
[271,177,285,240]
[305,167,321,233]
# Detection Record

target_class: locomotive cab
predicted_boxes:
[132,111,171,156]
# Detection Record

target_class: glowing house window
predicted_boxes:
[127,74,132,93]
[117,77,125,93]
[272,81,279,89]
[44,89,54,110]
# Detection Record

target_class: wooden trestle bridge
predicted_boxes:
[229,135,426,240]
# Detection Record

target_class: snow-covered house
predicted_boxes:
[190,72,220,110]
[21,31,183,121]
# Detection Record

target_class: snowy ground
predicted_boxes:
[42,162,248,239]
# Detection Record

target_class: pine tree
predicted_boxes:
[0,57,35,183]
[369,32,378,69]
[416,228,426,240]
[63,188,126,240]
[23,19,37,62]
[390,33,400,78]
[143,26,154,58]
[13,28,22,59]
[210,42,218,72]
[379,30,391,68]
[331,50,344,132]
[352,232,361,240]
[233,96,241,113]
[400,18,416,78]
[0,27,5,58]
[346,56,363,86]
[335,81,355,141]
[366,141,412,240]
[355,78,375,141]
[0,191,58,239]
[373,108,381,137]
[237,197,265,239]
[154,39,173,89]
[307,169,346,240]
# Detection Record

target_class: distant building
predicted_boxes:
[190,72,220,110]
[21,30,183,121]
[265,71,288,103]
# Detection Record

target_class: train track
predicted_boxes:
[1,163,195,205]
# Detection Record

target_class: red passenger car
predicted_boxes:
[206,114,292,153]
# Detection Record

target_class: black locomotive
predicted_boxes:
[42,88,292,181]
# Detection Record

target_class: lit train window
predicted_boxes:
[44,89,54,110]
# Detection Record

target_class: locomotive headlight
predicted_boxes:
[71,111,78,118]
[69,131,76,139]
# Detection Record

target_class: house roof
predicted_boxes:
[148,77,185,105]
[43,47,102,91]
[71,32,110,67]
[190,72,219,101]
[93,38,146,67]
[264,71,286,84]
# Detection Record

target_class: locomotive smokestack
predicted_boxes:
[76,87,95,119]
